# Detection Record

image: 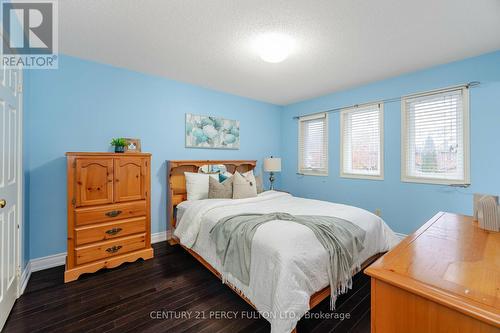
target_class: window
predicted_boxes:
[340,103,384,179]
[402,87,469,185]
[298,113,328,176]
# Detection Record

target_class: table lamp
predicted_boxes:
[264,156,281,190]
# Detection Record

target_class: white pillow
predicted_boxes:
[233,170,258,199]
[184,172,218,200]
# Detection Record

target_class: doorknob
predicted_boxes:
[0,199,6,208]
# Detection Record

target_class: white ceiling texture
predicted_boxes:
[60,0,500,105]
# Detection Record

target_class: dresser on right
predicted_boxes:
[365,212,499,333]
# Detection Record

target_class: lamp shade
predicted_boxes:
[264,157,281,172]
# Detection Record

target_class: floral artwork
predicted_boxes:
[185,113,240,149]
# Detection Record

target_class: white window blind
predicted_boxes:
[341,103,383,179]
[402,87,469,185]
[298,113,328,175]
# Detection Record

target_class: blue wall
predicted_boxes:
[280,51,500,234]
[24,55,282,259]
[24,51,500,260]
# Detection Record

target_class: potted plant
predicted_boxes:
[110,138,127,153]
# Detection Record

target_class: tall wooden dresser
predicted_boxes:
[365,212,499,332]
[65,152,154,282]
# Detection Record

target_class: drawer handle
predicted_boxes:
[105,227,123,236]
[105,210,122,218]
[105,245,122,254]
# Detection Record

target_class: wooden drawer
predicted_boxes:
[75,217,146,246]
[75,201,146,226]
[75,234,146,265]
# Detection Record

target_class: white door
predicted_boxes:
[0,65,22,331]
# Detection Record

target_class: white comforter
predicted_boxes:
[174,191,399,333]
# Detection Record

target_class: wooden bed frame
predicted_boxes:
[166,160,383,328]
[167,160,258,232]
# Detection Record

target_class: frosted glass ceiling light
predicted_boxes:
[254,33,295,63]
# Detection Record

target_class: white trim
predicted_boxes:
[339,173,383,181]
[17,231,171,295]
[403,84,471,100]
[401,87,470,186]
[340,102,384,180]
[297,113,329,176]
[19,262,31,295]
[21,230,170,281]
[16,69,24,298]
[462,88,471,185]
[298,113,327,122]
[298,170,329,177]
[151,230,171,243]
[30,252,66,272]
[394,232,407,241]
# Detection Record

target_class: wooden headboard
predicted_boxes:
[166,160,257,237]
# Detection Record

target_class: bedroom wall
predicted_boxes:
[24,55,282,260]
[280,50,500,234]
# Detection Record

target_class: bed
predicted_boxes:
[167,160,399,333]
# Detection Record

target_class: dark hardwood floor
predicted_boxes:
[4,242,371,333]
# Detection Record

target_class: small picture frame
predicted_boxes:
[124,138,141,153]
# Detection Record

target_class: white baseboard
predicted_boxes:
[151,231,166,243]
[19,262,32,296]
[29,231,170,272]
[394,232,407,241]
[151,230,171,243]
[152,229,173,242]
[30,252,67,272]
[19,230,172,296]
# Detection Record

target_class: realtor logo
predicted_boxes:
[1,0,58,69]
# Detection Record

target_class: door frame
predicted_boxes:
[15,68,23,297]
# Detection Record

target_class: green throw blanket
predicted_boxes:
[209,212,366,310]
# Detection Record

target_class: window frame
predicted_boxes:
[401,87,470,185]
[298,113,329,176]
[340,103,384,180]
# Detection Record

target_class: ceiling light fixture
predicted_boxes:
[254,33,295,63]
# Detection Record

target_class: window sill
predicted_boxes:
[297,171,328,177]
[340,172,384,181]
[401,176,469,186]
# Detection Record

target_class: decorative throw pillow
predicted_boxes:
[255,175,264,194]
[218,171,233,183]
[218,173,228,183]
[208,176,233,199]
[184,172,218,200]
[241,171,263,193]
[233,171,258,199]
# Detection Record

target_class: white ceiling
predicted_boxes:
[60,0,500,105]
